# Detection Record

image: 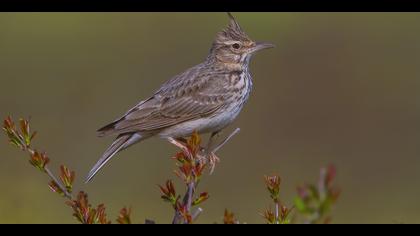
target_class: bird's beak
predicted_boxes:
[251,41,275,53]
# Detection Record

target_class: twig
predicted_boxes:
[184,182,195,212]
[26,148,35,156]
[201,128,240,174]
[4,117,133,224]
[172,212,181,224]
[211,128,240,154]
[173,181,196,224]
[26,146,73,200]
[45,167,73,199]
[275,201,279,224]
[168,129,240,224]
[192,207,203,221]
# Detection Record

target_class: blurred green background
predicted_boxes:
[1,13,420,224]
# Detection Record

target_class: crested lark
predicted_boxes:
[86,13,274,182]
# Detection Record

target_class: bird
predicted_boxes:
[86,13,274,183]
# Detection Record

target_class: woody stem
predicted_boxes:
[27,146,73,200]
[45,167,73,200]
[184,181,195,212]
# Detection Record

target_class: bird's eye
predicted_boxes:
[232,43,241,49]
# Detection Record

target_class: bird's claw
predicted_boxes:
[207,151,220,174]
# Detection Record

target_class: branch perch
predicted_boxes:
[3,116,130,224]
[166,128,240,224]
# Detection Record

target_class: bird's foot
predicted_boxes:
[196,147,219,174]
[206,151,220,174]
[168,128,240,175]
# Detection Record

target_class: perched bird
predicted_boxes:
[86,13,274,183]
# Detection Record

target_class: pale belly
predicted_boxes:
[157,105,242,138]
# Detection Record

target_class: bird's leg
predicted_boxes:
[205,131,222,174]
[206,131,221,153]
[168,128,240,174]
[167,137,189,154]
[206,128,241,174]
[177,137,188,144]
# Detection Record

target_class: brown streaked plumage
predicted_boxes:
[86,13,274,183]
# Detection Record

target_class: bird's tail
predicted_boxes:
[85,133,143,183]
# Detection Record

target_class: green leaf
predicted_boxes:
[294,197,307,212]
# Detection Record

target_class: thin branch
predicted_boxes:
[172,212,181,224]
[26,146,73,200]
[4,117,131,224]
[26,148,35,156]
[172,181,196,224]
[184,182,195,212]
[275,201,279,224]
[192,207,203,221]
[45,167,73,199]
[211,128,240,154]
[168,130,240,224]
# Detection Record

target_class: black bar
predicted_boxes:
[0,0,418,12]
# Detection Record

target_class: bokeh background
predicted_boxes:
[1,13,420,224]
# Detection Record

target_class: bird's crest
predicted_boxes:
[214,13,251,44]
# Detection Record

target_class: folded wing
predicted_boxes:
[97,65,232,136]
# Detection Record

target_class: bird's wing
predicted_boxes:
[97,65,232,136]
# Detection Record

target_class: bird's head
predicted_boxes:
[209,13,274,66]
